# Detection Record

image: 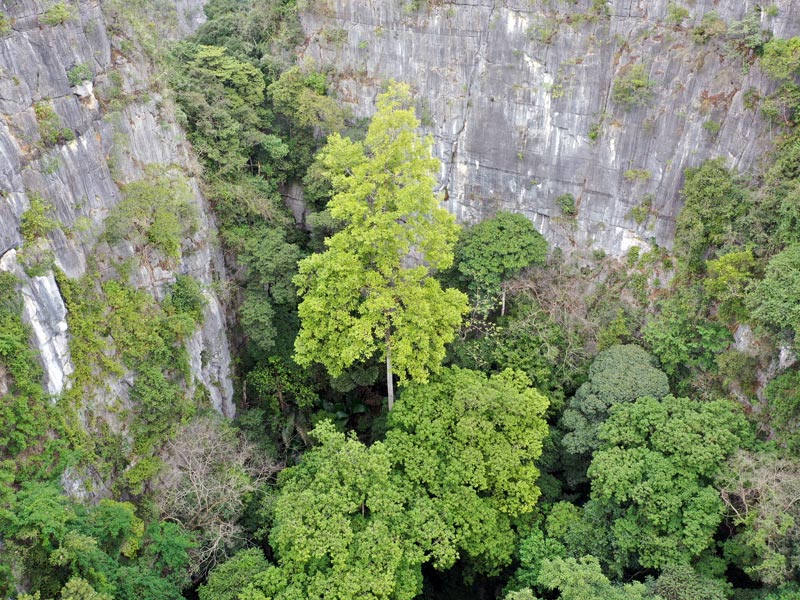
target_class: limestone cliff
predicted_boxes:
[298,0,800,257]
[0,0,233,419]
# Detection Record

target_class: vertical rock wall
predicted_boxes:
[0,0,233,414]
[299,0,800,257]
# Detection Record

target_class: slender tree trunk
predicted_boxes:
[501,288,506,317]
[386,331,394,411]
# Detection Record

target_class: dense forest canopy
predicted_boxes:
[3,0,800,599]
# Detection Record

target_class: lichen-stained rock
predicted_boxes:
[299,0,800,257]
[0,0,233,418]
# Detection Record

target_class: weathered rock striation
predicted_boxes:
[0,0,233,415]
[299,0,800,257]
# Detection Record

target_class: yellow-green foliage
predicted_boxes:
[40,2,74,26]
[762,37,800,81]
[34,101,74,147]
[623,168,651,182]
[56,268,201,467]
[20,195,58,243]
[0,273,54,461]
[0,12,11,35]
[667,2,689,26]
[104,168,198,260]
[612,64,655,109]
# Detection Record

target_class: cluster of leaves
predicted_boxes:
[612,64,655,109]
[20,195,58,243]
[33,101,74,147]
[66,63,93,86]
[104,168,198,261]
[203,367,549,599]
[293,83,468,404]
[56,268,201,466]
[1,485,195,599]
[0,12,11,35]
[40,2,74,26]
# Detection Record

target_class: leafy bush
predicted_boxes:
[0,12,11,35]
[643,284,732,383]
[67,63,93,86]
[556,193,576,216]
[34,101,74,147]
[40,2,74,26]
[674,158,750,271]
[623,168,650,181]
[170,43,276,175]
[667,3,690,26]
[761,83,800,126]
[164,275,206,324]
[20,194,57,243]
[104,168,197,260]
[703,119,721,136]
[763,370,800,451]
[612,64,655,109]
[749,244,800,337]
[762,37,800,81]
[692,11,727,44]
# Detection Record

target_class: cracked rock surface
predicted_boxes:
[299,0,800,257]
[0,0,233,417]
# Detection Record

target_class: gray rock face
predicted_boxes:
[299,0,800,257]
[0,0,234,418]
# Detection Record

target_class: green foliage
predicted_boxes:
[129,364,193,454]
[724,9,772,57]
[20,194,58,243]
[762,38,800,81]
[692,11,727,44]
[704,249,756,323]
[256,421,430,600]
[164,275,206,324]
[40,2,74,26]
[34,101,74,147]
[294,82,468,396]
[194,0,301,68]
[718,451,800,586]
[1,485,194,599]
[666,3,690,26]
[387,367,549,572]
[0,12,11,35]
[556,193,577,216]
[623,169,651,182]
[268,64,345,133]
[674,158,750,271]
[643,284,732,383]
[588,395,749,568]
[761,83,800,127]
[170,43,279,175]
[749,244,800,338]
[703,119,721,136]
[237,225,304,358]
[0,273,57,466]
[67,63,93,86]
[246,367,547,598]
[454,211,547,312]
[629,194,653,224]
[537,555,649,600]
[56,268,196,478]
[104,168,198,260]
[763,369,800,451]
[649,564,728,600]
[561,344,669,458]
[612,64,655,109]
[199,548,269,600]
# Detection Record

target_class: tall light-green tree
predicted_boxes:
[293,82,468,409]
